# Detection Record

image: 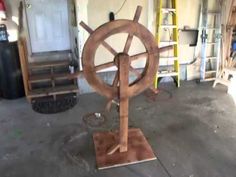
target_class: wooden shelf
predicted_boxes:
[29,60,69,69]
[18,38,79,102]
[29,72,77,83]
[28,85,79,98]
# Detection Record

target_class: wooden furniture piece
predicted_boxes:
[18,38,79,113]
[17,2,79,113]
[28,60,78,99]
[213,67,236,87]
[18,38,79,100]
[80,6,172,169]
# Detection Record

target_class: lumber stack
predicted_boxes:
[213,1,236,88]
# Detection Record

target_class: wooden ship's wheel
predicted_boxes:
[80,6,172,169]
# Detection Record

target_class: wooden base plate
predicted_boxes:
[93,128,156,170]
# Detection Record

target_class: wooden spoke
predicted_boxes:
[159,45,173,53]
[125,7,143,53]
[80,21,117,56]
[129,66,159,94]
[129,45,173,63]
[80,21,93,34]
[123,6,142,53]
[123,34,134,54]
[95,61,115,71]
[130,52,148,62]
[123,6,143,54]
[129,66,142,79]
[133,6,142,22]
[122,6,143,54]
[101,41,118,56]
[112,72,119,87]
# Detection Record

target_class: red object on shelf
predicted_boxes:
[0,0,6,18]
[0,0,6,12]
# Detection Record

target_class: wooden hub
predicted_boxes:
[114,53,130,67]
[93,128,156,170]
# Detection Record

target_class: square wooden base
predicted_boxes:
[93,128,156,170]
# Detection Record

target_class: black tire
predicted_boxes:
[32,94,77,114]
[0,42,25,99]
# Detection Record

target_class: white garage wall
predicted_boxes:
[80,0,150,70]
[3,0,234,80]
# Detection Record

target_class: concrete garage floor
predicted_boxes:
[0,81,236,177]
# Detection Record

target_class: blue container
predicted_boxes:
[232,41,236,51]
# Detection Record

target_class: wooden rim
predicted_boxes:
[82,20,159,98]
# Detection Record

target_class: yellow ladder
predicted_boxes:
[154,0,180,88]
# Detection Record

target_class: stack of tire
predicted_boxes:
[0,41,25,99]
